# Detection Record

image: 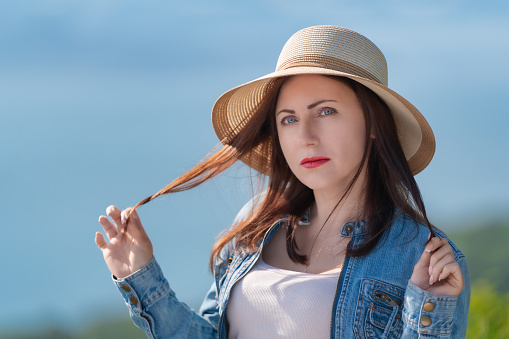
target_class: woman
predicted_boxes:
[96,26,469,338]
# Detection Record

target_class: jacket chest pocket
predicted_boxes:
[354,279,404,339]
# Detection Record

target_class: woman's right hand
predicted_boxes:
[95,205,154,279]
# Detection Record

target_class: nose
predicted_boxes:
[298,119,319,146]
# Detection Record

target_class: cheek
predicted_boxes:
[331,126,366,161]
[277,133,295,162]
[349,133,367,162]
[277,134,304,176]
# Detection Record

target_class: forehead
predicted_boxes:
[276,74,357,108]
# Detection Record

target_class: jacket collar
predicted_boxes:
[286,208,368,237]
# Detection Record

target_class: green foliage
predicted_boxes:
[76,319,146,339]
[466,282,509,338]
[449,220,509,293]
[449,220,509,338]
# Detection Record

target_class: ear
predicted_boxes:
[368,125,375,139]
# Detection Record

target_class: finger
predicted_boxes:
[428,242,452,271]
[106,205,124,230]
[415,235,443,267]
[126,209,149,237]
[417,237,445,280]
[98,215,118,240]
[430,253,455,284]
[95,232,108,250]
[121,208,132,225]
[438,262,463,285]
[118,207,134,233]
[426,238,450,272]
[121,208,147,236]
[424,237,447,253]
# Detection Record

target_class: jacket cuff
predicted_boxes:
[112,257,171,314]
[402,281,458,336]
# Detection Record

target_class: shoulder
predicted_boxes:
[233,191,267,223]
[214,192,268,270]
[386,212,465,260]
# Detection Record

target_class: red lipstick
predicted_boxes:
[300,156,330,168]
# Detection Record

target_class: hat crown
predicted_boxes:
[276,25,388,86]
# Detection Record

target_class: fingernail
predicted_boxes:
[106,206,114,215]
[429,275,434,285]
[121,213,126,225]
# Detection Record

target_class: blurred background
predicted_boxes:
[1,0,508,338]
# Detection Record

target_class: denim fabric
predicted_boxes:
[113,212,470,338]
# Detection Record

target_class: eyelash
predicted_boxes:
[280,107,337,125]
[319,107,336,116]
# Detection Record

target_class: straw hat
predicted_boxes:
[211,25,435,175]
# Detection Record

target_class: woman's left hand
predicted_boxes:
[410,236,464,296]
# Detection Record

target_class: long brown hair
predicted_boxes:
[130,75,435,269]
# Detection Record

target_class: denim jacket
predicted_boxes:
[113,212,470,338]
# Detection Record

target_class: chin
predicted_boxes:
[294,171,353,193]
[298,179,342,192]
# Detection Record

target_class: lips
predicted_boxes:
[300,156,330,168]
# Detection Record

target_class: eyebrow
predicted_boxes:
[276,100,338,116]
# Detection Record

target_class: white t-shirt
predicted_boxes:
[226,257,340,339]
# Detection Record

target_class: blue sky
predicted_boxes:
[1,0,508,331]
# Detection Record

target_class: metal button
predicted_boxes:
[344,224,354,234]
[423,302,434,312]
[121,285,131,292]
[130,296,139,305]
[420,315,432,327]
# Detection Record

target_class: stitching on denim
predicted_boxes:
[355,279,405,338]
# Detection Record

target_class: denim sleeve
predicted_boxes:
[401,256,470,338]
[113,257,218,339]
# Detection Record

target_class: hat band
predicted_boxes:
[277,55,384,85]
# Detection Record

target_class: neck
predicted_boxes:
[311,172,368,231]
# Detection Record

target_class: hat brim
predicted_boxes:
[212,66,435,175]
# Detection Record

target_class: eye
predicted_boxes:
[281,116,297,125]
[319,107,336,116]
